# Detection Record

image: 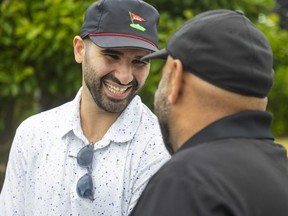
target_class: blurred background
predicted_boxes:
[1,0,288,191]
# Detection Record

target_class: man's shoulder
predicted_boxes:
[17,100,74,134]
[133,96,158,125]
[120,96,160,136]
[129,95,157,117]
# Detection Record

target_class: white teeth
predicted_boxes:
[106,83,129,94]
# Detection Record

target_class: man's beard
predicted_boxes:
[158,118,174,155]
[154,81,174,155]
[83,61,139,113]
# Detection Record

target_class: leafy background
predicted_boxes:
[0,0,287,190]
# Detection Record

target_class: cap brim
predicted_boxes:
[89,35,158,52]
[140,48,168,61]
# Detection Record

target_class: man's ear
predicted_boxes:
[168,59,183,104]
[73,36,85,63]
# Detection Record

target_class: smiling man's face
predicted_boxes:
[82,40,151,113]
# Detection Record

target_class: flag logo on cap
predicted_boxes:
[129,11,146,32]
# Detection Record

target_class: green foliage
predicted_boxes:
[146,0,275,19]
[0,0,94,140]
[257,14,288,135]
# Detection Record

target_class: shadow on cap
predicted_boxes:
[80,0,159,52]
[142,9,274,98]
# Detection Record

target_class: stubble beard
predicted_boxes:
[83,59,139,113]
[154,83,174,155]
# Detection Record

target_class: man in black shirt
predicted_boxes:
[130,9,288,216]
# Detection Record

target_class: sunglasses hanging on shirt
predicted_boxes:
[69,144,95,201]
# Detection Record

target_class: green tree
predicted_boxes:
[0,0,92,143]
[257,14,288,135]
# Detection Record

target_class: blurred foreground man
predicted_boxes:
[130,9,288,216]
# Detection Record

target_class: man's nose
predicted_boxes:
[114,63,134,85]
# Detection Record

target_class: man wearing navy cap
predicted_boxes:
[130,9,288,216]
[0,0,170,215]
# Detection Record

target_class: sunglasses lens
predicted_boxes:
[77,174,94,200]
[77,145,94,167]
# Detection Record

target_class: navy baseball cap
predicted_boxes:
[142,10,274,98]
[80,0,159,52]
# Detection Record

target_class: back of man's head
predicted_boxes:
[142,9,274,99]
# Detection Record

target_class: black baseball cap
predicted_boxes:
[80,0,159,52]
[142,10,274,98]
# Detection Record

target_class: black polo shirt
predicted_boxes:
[130,111,288,216]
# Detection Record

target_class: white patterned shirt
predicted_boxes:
[0,88,170,216]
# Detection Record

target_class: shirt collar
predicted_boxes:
[103,95,143,143]
[59,88,82,138]
[61,88,143,143]
[178,111,274,153]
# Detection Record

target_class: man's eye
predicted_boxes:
[105,54,119,60]
[132,59,148,65]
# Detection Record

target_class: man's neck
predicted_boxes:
[80,91,120,144]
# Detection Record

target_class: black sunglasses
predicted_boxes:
[70,144,95,201]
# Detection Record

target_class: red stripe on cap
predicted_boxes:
[88,33,157,48]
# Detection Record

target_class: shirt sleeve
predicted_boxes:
[0,127,27,215]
